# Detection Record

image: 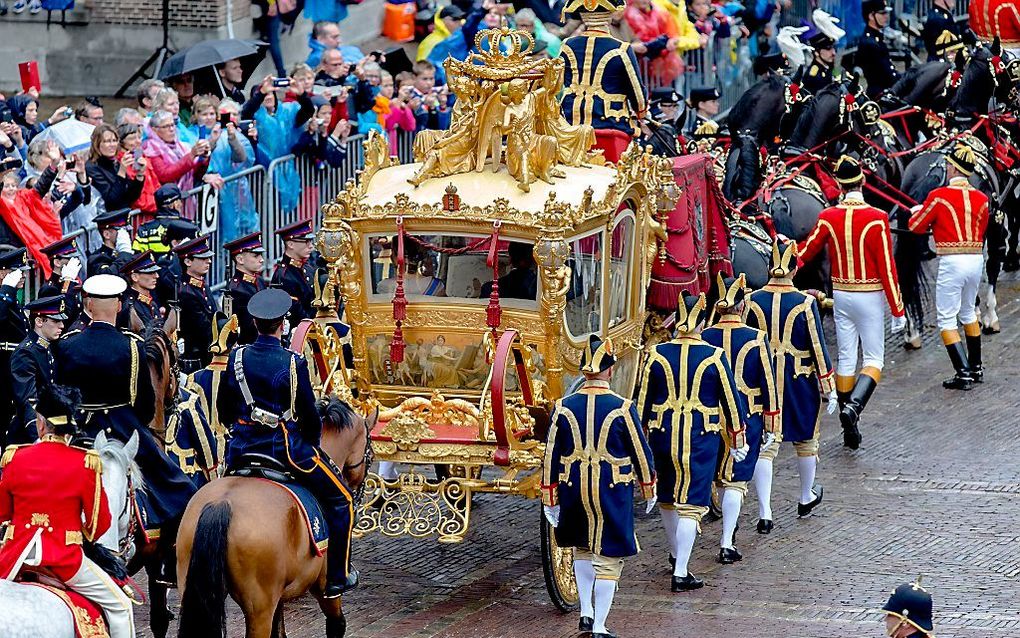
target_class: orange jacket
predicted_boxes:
[908,178,989,255]
[799,194,905,317]
[0,438,112,581]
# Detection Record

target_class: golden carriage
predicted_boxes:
[295,25,677,609]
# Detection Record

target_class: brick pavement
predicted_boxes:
[139,275,1020,638]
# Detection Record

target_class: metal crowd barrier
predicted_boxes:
[635,36,752,113]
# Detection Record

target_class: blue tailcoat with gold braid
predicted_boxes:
[636,336,746,509]
[560,34,647,136]
[702,317,780,483]
[541,380,655,558]
[745,283,835,443]
[165,386,221,488]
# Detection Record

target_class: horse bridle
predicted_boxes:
[115,468,139,559]
[344,417,374,507]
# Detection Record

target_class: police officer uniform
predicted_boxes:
[154,218,201,306]
[217,288,357,599]
[922,3,973,61]
[857,0,900,99]
[636,292,746,592]
[118,250,164,329]
[54,274,197,542]
[223,232,267,345]
[0,248,31,450]
[702,274,780,562]
[7,295,66,445]
[0,385,135,638]
[86,209,135,278]
[187,312,238,450]
[882,581,935,637]
[909,144,989,389]
[271,221,317,328]
[744,241,835,529]
[37,235,83,327]
[174,234,219,374]
[640,88,681,157]
[799,156,903,449]
[802,33,840,94]
[541,335,655,637]
[559,0,648,158]
[133,184,185,255]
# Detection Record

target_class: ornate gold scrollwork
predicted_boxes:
[355,470,479,543]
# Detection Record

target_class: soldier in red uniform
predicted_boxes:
[909,144,990,390]
[969,0,1020,51]
[0,384,135,638]
[799,156,904,450]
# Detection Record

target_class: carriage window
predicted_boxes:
[608,214,634,328]
[368,234,538,305]
[565,231,603,338]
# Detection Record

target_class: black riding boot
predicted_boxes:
[837,390,851,414]
[942,342,973,390]
[154,516,182,587]
[839,376,877,450]
[966,334,983,383]
[321,495,358,599]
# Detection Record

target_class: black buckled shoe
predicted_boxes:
[942,373,973,390]
[323,567,360,599]
[717,547,742,564]
[756,519,774,534]
[970,365,984,384]
[579,616,594,632]
[797,485,823,518]
[671,573,704,592]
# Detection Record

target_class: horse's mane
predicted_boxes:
[95,437,145,490]
[726,75,787,136]
[143,322,176,380]
[319,396,357,433]
[889,61,951,107]
[788,85,843,150]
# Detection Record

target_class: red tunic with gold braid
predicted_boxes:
[0,438,112,581]
[798,194,905,317]
[970,0,1020,48]
[908,178,990,255]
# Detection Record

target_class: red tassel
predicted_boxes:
[486,222,502,330]
[393,280,407,322]
[390,322,405,363]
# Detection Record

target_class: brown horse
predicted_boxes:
[175,397,374,638]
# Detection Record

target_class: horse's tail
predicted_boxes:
[177,501,231,638]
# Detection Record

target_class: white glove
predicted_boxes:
[645,498,657,515]
[761,432,777,453]
[890,314,907,334]
[2,269,23,289]
[826,389,839,415]
[60,256,80,282]
[115,227,133,253]
[543,504,560,528]
[730,444,749,463]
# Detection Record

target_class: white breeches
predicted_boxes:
[65,556,136,638]
[833,290,886,375]
[935,254,983,331]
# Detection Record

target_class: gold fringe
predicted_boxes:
[0,446,18,468]
[84,449,103,473]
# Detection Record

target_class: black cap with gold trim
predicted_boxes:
[882,581,933,636]
[0,248,32,271]
[562,0,624,15]
[946,142,977,176]
[833,154,863,186]
[26,294,69,320]
[36,384,81,433]
[580,334,616,374]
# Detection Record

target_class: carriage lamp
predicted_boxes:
[316,207,346,311]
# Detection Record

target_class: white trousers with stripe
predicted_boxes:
[935,254,983,331]
[65,555,136,638]
[833,290,886,376]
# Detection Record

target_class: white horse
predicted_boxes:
[0,431,141,638]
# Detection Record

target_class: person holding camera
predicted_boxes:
[293,96,351,168]
[115,122,161,216]
[143,110,213,194]
[87,123,147,213]
[5,95,73,144]
[209,99,258,244]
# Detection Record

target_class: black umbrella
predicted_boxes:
[159,39,263,80]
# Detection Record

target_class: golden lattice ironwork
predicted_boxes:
[354,470,485,543]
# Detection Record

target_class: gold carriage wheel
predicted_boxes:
[541,509,579,612]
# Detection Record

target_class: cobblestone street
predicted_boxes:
[142,275,1020,638]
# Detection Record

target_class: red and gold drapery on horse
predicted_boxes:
[970,0,1020,48]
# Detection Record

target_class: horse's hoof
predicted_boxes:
[983,323,1000,335]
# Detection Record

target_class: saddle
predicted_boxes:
[227,453,295,483]
[226,455,329,554]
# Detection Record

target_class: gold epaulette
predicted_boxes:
[0,445,23,468]
[122,330,144,342]
[84,449,102,473]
